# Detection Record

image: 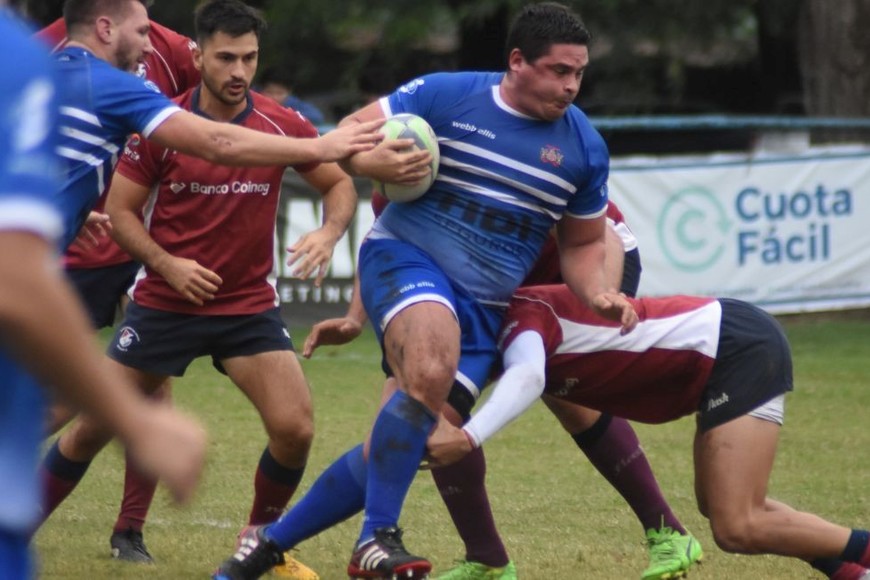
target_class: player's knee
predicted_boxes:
[402,358,456,398]
[265,413,314,450]
[708,515,761,554]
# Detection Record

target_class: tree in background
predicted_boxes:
[24,0,870,120]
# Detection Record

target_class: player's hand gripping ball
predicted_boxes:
[373,113,440,202]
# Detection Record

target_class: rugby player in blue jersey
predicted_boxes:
[214,3,638,579]
[0,8,206,579]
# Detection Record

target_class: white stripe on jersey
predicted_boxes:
[56,146,105,167]
[0,198,63,240]
[554,300,721,358]
[439,154,568,206]
[442,140,577,193]
[436,173,561,220]
[140,106,180,138]
[60,106,101,126]
[59,126,120,156]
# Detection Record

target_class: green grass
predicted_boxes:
[35,316,870,579]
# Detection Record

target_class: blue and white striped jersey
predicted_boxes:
[52,47,180,249]
[0,11,63,537]
[372,71,609,304]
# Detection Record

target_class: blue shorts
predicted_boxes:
[107,303,293,377]
[358,238,505,405]
[0,528,32,580]
[696,299,794,431]
[65,261,139,329]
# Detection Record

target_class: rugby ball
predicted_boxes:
[372,113,440,203]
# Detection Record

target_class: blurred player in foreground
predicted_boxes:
[0,8,205,579]
[426,286,870,580]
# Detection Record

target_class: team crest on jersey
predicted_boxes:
[398,78,425,95]
[540,145,564,167]
[116,326,140,352]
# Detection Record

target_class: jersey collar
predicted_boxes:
[190,85,253,124]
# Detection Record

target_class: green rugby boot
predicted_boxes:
[435,560,517,580]
[641,527,703,580]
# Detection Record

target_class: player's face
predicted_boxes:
[112,1,152,73]
[508,43,588,121]
[198,32,259,107]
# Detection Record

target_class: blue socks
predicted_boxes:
[265,444,367,549]
[359,391,436,543]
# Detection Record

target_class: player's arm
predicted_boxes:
[336,102,432,184]
[287,163,356,286]
[302,273,367,358]
[148,110,384,166]
[558,215,637,333]
[425,330,547,467]
[0,231,205,503]
[105,172,222,306]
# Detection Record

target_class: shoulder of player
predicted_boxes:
[147,20,194,50]
[248,91,317,135]
[397,70,501,101]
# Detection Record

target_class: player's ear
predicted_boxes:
[192,44,203,72]
[95,16,114,45]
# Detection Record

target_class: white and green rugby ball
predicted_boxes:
[373,113,440,203]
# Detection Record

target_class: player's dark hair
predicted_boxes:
[505,2,590,65]
[63,0,152,37]
[194,0,266,45]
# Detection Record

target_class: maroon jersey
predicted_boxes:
[499,285,721,423]
[38,18,201,270]
[521,201,637,286]
[116,88,319,315]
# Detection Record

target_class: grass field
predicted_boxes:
[35,314,870,579]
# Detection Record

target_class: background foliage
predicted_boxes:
[24,0,870,121]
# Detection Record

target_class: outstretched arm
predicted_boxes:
[150,111,385,166]
[425,330,547,467]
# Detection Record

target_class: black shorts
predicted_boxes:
[107,303,294,377]
[621,249,642,298]
[696,299,794,431]
[65,262,139,329]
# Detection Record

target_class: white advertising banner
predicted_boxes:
[609,147,870,313]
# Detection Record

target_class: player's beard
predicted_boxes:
[114,37,141,74]
[202,74,248,107]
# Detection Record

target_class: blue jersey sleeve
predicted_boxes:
[383,71,503,122]
[53,50,181,249]
[564,109,609,219]
[98,64,181,138]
